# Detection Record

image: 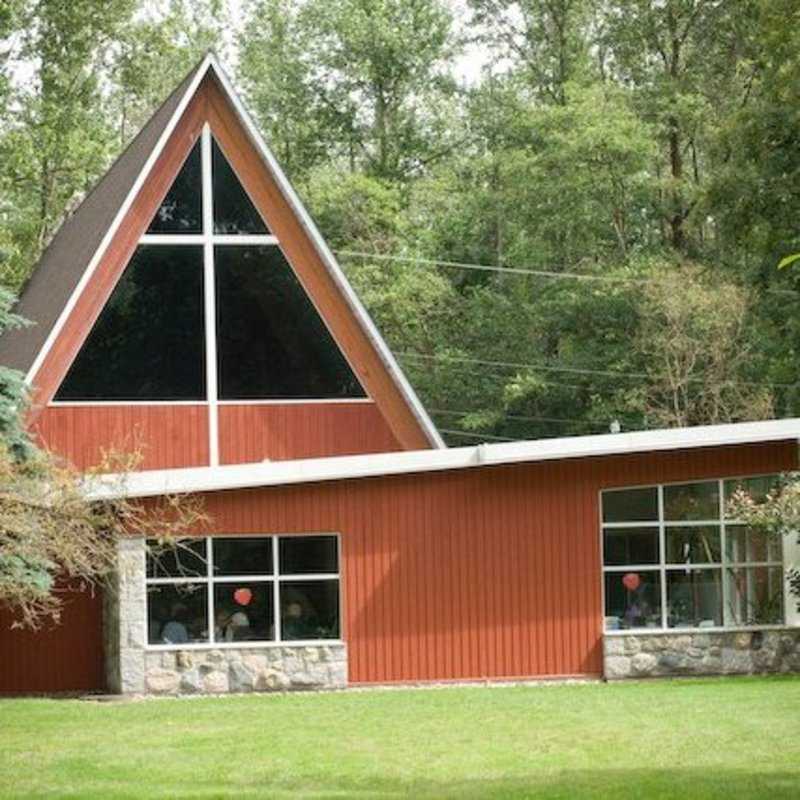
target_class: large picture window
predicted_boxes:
[55,128,365,406]
[602,476,784,632]
[146,535,340,646]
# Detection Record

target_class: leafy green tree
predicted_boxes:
[299,0,457,180]
[469,0,592,105]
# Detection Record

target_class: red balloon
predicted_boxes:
[233,588,253,606]
[622,573,641,592]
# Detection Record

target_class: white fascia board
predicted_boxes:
[87,417,800,501]
[25,55,215,387]
[87,446,479,501]
[479,418,800,467]
[204,56,445,450]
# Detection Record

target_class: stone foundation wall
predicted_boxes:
[604,629,800,679]
[106,537,348,695]
[144,645,347,694]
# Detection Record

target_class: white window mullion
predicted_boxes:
[206,537,215,644]
[720,479,733,626]
[273,537,282,642]
[658,485,668,629]
[201,124,220,466]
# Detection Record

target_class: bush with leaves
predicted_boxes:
[0,289,206,629]
[727,473,800,612]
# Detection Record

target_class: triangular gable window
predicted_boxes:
[146,141,202,234]
[54,130,364,402]
[212,140,270,235]
[216,246,364,399]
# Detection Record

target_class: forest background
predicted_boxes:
[2,0,798,446]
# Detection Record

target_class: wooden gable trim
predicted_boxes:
[27,73,436,451]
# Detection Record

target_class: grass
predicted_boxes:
[2,677,800,799]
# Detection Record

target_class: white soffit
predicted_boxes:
[87,418,800,500]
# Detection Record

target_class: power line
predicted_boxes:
[429,407,602,427]
[337,249,800,296]
[337,249,650,284]
[399,351,797,389]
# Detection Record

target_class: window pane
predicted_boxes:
[663,481,720,521]
[726,567,784,626]
[146,539,206,579]
[147,583,208,644]
[215,246,366,399]
[56,245,206,400]
[279,536,338,574]
[665,526,721,564]
[280,580,340,640]
[667,569,722,628]
[724,475,780,512]
[147,140,202,233]
[603,527,659,566]
[604,571,661,630]
[212,139,269,234]
[602,487,658,523]
[725,525,782,563]
[212,537,273,576]
[213,582,274,642]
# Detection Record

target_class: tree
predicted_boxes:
[298,0,457,180]
[0,0,137,290]
[469,0,592,105]
[632,263,773,427]
[727,474,800,615]
[601,0,753,254]
[108,0,224,148]
[238,0,328,179]
[0,295,206,629]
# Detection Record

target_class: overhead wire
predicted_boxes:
[336,249,800,295]
[398,351,797,389]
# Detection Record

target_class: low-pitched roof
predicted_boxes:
[87,417,800,500]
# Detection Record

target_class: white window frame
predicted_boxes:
[48,125,373,462]
[145,533,343,650]
[600,474,786,635]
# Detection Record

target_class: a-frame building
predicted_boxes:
[2,55,799,696]
[0,54,442,472]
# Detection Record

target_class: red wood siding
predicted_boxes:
[0,586,104,695]
[195,440,797,684]
[219,403,401,464]
[33,405,209,470]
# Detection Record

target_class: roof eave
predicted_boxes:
[86,417,800,501]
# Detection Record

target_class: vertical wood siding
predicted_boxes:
[218,403,401,464]
[0,585,104,695]
[33,405,210,470]
[197,441,797,684]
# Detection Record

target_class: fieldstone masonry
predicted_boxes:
[143,645,347,695]
[104,537,348,695]
[604,629,800,679]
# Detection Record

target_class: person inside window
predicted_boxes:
[282,601,320,640]
[215,606,250,642]
[161,602,190,644]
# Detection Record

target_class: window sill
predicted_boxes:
[604,624,796,637]
[146,639,344,651]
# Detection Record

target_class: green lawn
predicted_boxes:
[2,677,799,799]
